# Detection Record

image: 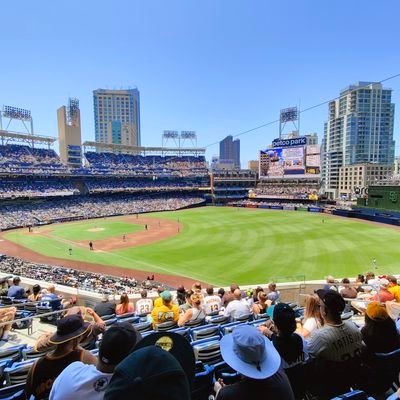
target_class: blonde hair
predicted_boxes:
[190,293,202,306]
[304,294,323,326]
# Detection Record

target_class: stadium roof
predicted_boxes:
[82,141,206,155]
[0,130,56,146]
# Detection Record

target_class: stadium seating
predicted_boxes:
[191,336,222,365]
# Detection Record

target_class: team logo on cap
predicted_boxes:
[155,336,173,352]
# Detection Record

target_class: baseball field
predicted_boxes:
[2,206,400,286]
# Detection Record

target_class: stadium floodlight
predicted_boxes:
[180,131,196,139]
[3,105,32,121]
[163,130,179,139]
[280,107,298,123]
[67,98,80,125]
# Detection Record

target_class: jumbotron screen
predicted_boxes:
[259,138,320,179]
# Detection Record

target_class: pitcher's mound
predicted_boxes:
[87,228,105,232]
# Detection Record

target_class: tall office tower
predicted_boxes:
[93,88,141,146]
[322,82,395,198]
[57,98,82,167]
[219,135,240,168]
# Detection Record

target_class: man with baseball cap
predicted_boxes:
[307,289,363,397]
[215,324,294,399]
[150,290,179,328]
[50,322,142,399]
[26,314,97,399]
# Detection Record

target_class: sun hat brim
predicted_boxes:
[49,322,90,345]
[220,330,281,380]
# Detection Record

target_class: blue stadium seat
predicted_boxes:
[155,321,177,332]
[191,364,214,400]
[213,361,241,385]
[0,382,26,400]
[0,346,25,363]
[208,315,229,325]
[191,336,222,366]
[21,347,47,361]
[168,327,191,341]
[248,318,270,328]
[4,360,35,386]
[331,390,374,400]
[190,324,221,341]
[220,321,243,335]
[184,318,205,328]
[132,321,153,333]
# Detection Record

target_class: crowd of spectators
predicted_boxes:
[0,255,162,295]
[0,145,69,175]
[84,152,208,178]
[228,199,309,209]
[85,177,206,193]
[0,193,205,230]
[0,179,78,199]
[255,182,319,199]
[0,271,399,398]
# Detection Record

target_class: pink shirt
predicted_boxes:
[116,303,134,315]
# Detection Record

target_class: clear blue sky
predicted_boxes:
[1,0,400,166]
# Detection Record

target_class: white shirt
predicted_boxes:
[203,295,222,315]
[224,299,251,319]
[303,317,321,336]
[50,361,113,400]
[135,298,154,315]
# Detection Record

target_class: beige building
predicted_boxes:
[338,163,393,198]
[247,160,259,172]
[57,98,82,167]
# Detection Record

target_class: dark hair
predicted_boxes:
[176,286,186,306]
[357,274,365,283]
[206,286,214,296]
[32,284,41,295]
[185,290,194,300]
[218,288,225,297]
[361,314,400,353]
[13,277,21,285]
[341,278,350,284]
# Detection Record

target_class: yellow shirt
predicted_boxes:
[388,285,400,302]
[151,304,179,327]
[154,297,163,308]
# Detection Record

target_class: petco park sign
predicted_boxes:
[272,137,307,148]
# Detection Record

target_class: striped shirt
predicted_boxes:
[307,321,362,362]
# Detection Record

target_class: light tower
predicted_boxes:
[0,105,34,134]
[279,106,300,139]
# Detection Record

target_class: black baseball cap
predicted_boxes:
[316,289,345,314]
[99,322,142,366]
[104,345,190,400]
[134,331,195,388]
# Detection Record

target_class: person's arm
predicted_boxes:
[81,349,98,365]
[34,332,55,352]
[85,308,105,334]
[178,309,193,326]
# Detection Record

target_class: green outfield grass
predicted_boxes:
[4,207,400,285]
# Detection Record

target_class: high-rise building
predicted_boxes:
[219,135,240,168]
[57,98,82,167]
[322,82,395,198]
[93,88,140,146]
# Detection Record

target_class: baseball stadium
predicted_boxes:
[0,106,400,399]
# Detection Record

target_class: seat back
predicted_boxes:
[0,382,26,400]
[22,347,47,361]
[184,318,205,328]
[307,357,362,399]
[191,336,222,365]
[4,360,35,386]
[191,364,214,400]
[208,315,229,325]
[155,320,177,332]
[169,327,191,341]
[132,321,153,333]
[100,313,116,321]
[0,346,25,363]
[104,318,118,328]
[24,303,38,314]
[358,347,400,395]
[220,321,242,335]
[190,325,220,341]
[213,361,241,385]
[233,313,253,323]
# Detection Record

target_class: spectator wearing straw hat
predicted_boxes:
[26,314,97,399]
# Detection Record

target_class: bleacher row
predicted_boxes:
[0,144,208,178]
